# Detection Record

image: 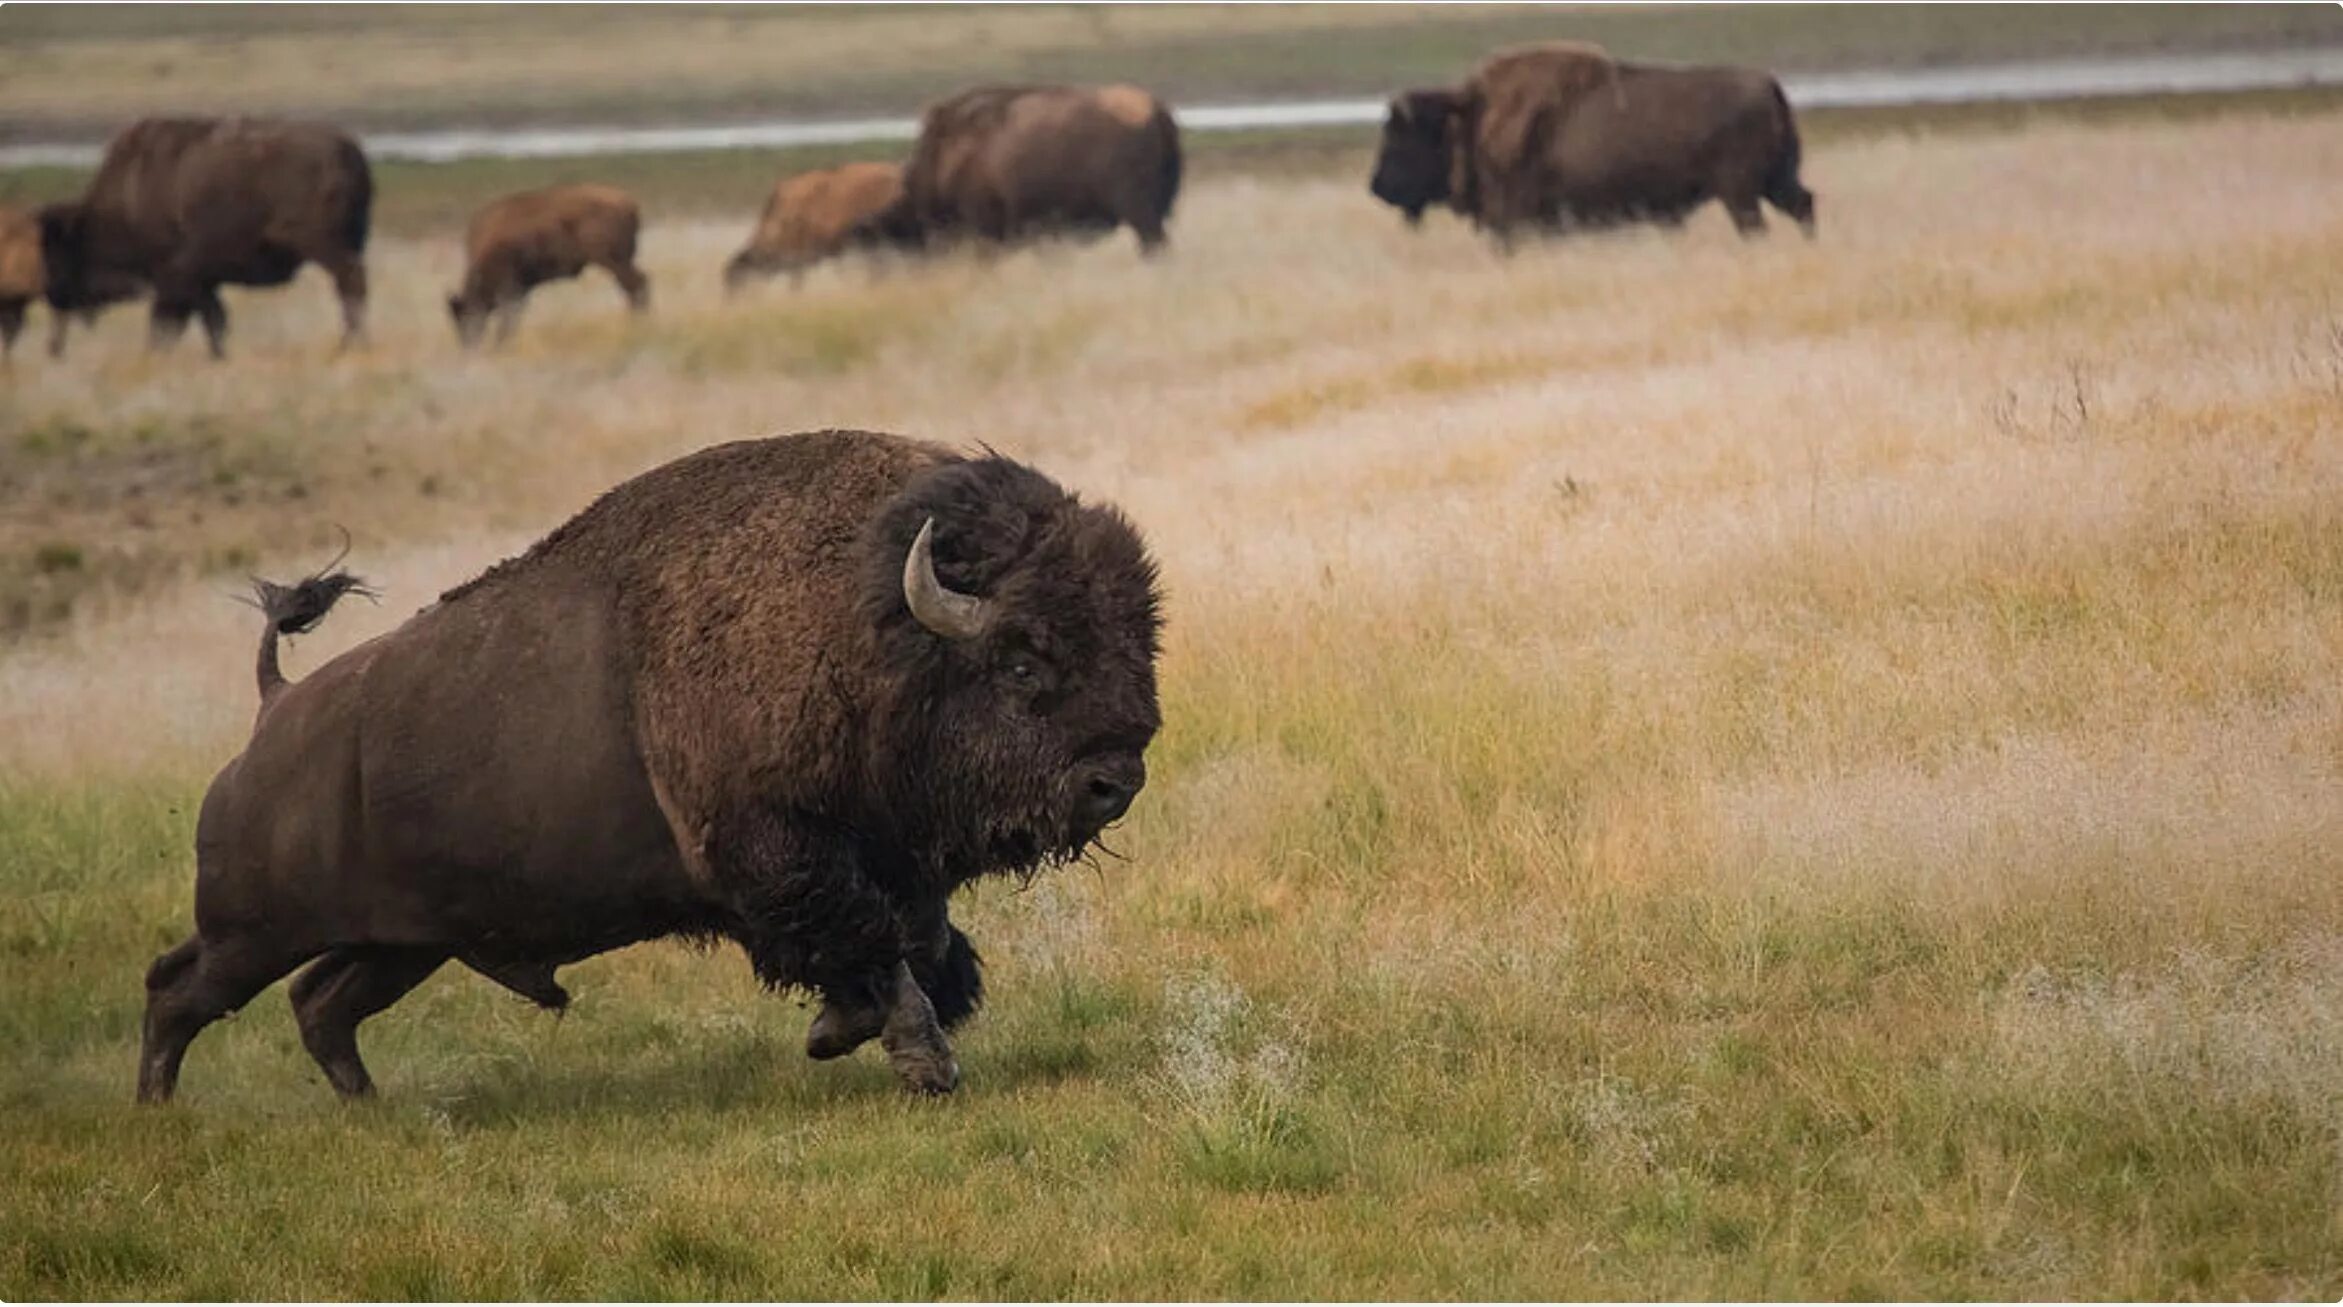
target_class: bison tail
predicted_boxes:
[1762,79,1816,237]
[338,140,375,255]
[1769,80,1802,179]
[1153,110,1184,223]
[247,544,374,705]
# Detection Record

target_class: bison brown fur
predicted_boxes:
[888,84,1181,255]
[139,430,1162,1104]
[724,162,906,291]
[448,184,649,348]
[39,116,372,358]
[1372,42,1816,243]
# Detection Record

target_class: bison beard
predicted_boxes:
[138,430,1160,1104]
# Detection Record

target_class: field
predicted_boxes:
[5,3,2337,137]
[5,99,2343,1298]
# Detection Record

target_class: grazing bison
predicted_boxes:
[889,84,1181,254]
[724,162,906,291]
[448,183,650,348]
[39,116,372,358]
[139,429,1163,1104]
[1370,42,1815,242]
[0,204,133,360]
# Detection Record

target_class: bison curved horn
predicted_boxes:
[902,517,991,640]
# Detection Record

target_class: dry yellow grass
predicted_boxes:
[4,108,2341,1297]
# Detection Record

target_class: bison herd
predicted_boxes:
[5,41,1814,362]
[107,40,1818,1105]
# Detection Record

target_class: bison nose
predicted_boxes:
[1078,760,1145,831]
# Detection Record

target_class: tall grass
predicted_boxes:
[3,109,2341,1297]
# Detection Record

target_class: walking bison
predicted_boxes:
[1370,42,1815,243]
[38,116,373,358]
[887,84,1182,254]
[724,162,906,291]
[139,430,1164,1103]
[0,204,132,359]
[448,184,650,348]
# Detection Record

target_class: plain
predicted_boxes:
[3,103,2341,1298]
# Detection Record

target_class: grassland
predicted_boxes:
[4,103,2343,1298]
[4,3,2338,138]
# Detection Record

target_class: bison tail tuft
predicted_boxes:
[252,568,373,637]
[245,536,376,705]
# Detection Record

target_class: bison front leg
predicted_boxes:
[289,946,447,1098]
[879,959,959,1095]
[721,811,960,1094]
[806,900,981,1059]
[192,287,230,360]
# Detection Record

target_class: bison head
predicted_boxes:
[1369,90,1464,224]
[446,291,491,350]
[35,203,101,310]
[863,456,1163,879]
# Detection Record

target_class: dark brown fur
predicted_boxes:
[0,203,134,361]
[724,162,905,290]
[888,84,1181,254]
[38,116,372,358]
[449,183,649,348]
[139,430,1163,1104]
[1371,42,1815,242]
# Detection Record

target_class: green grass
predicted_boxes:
[4,105,2341,1298]
[3,744,2337,1298]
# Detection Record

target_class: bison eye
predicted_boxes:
[1005,657,1040,686]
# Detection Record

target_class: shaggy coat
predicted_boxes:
[139,430,1164,1105]
[448,184,648,348]
[724,162,905,289]
[889,84,1181,253]
[1371,42,1815,241]
[38,116,372,357]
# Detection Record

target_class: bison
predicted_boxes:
[0,203,135,360]
[723,162,906,291]
[38,116,372,358]
[0,204,49,359]
[887,84,1181,255]
[139,429,1163,1104]
[448,183,650,349]
[1370,42,1816,243]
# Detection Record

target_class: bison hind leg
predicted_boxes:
[289,946,446,1099]
[1768,179,1817,239]
[139,933,316,1104]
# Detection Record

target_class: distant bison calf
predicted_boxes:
[892,84,1181,254]
[448,184,649,348]
[0,205,47,358]
[724,162,905,290]
[1,204,132,359]
[38,116,372,358]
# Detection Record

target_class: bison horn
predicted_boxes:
[903,518,991,640]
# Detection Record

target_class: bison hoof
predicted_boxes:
[894,1054,960,1096]
[805,1000,885,1060]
